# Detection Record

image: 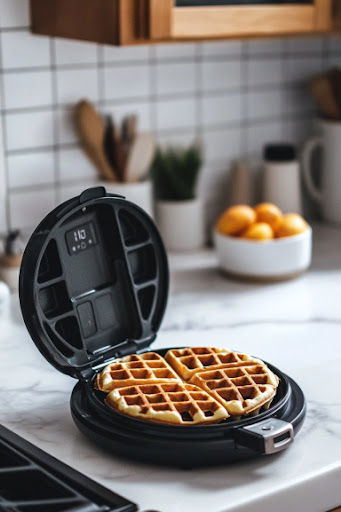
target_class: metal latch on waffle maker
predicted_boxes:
[235,418,294,455]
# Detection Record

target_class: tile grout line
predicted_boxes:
[148,46,158,136]
[49,36,60,206]
[240,40,248,158]
[0,24,10,231]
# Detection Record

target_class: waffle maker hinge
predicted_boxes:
[80,336,156,380]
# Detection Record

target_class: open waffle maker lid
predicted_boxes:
[19,187,169,379]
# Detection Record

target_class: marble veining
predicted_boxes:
[0,224,340,512]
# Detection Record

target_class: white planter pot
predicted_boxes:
[156,199,204,252]
[97,180,154,218]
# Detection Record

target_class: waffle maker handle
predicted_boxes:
[234,418,294,455]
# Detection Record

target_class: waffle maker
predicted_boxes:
[19,187,306,468]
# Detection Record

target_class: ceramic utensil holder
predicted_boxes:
[97,180,154,218]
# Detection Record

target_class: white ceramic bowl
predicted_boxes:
[214,227,312,281]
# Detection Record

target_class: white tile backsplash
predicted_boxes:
[3,71,53,109]
[9,188,56,229]
[154,43,196,60]
[246,38,283,56]
[203,126,242,163]
[0,0,29,28]
[0,121,6,233]
[59,147,97,181]
[0,0,335,233]
[156,97,197,131]
[245,120,284,157]
[55,38,98,66]
[56,68,99,106]
[246,58,282,87]
[284,36,324,55]
[103,64,150,101]
[327,54,341,68]
[156,61,196,96]
[246,89,283,121]
[8,151,55,188]
[5,110,54,151]
[56,108,78,145]
[201,41,242,58]
[201,59,242,92]
[1,30,50,69]
[201,93,242,126]
[283,117,314,146]
[103,44,150,63]
[157,131,197,149]
[283,56,323,84]
[326,36,341,54]
[283,86,315,116]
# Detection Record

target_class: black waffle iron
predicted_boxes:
[19,187,306,468]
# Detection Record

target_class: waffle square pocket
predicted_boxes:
[96,352,181,392]
[165,347,257,381]
[189,362,279,417]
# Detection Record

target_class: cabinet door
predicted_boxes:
[146,0,332,40]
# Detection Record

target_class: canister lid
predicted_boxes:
[19,187,169,379]
[264,144,296,162]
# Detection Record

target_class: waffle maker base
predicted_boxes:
[71,348,306,468]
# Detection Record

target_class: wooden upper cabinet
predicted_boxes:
[147,0,333,41]
[30,0,336,46]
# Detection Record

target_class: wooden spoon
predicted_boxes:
[124,133,155,183]
[74,100,116,181]
[311,75,341,120]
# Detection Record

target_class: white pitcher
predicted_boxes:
[302,120,341,224]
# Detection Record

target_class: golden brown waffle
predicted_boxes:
[165,347,257,381]
[105,382,229,425]
[189,362,279,417]
[96,352,181,392]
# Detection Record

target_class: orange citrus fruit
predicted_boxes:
[276,213,308,238]
[242,222,274,241]
[254,203,283,232]
[216,205,256,236]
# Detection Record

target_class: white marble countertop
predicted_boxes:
[0,224,340,512]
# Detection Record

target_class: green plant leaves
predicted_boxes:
[150,144,202,201]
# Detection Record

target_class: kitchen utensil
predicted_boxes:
[112,120,127,182]
[0,423,136,511]
[75,100,115,182]
[103,115,118,180]
[122,114,138,152]
[125,133,155,183]
[229,160,254,206]
[19,187,305,467]
[214,227,312,282]
[104,116,126,182]
[263,144,302,214]
[302,119,341,224]
[311,75,341,120]
[329,68,341,114]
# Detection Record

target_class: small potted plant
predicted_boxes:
[151,144,204,251]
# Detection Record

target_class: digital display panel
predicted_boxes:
[66,222,98,255]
